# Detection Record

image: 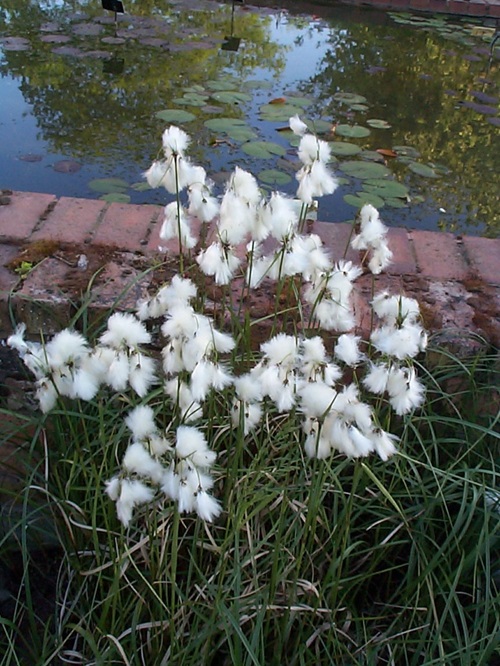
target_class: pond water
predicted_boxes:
[0,0,498,237]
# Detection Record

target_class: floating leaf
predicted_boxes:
[244,79,274,90]
[155,109,196,123]
[407,161,440,178]
[340,160,391,179]
[304,118,334,134]
[99,192,131,203]
[393,145,421,158]
[211,91,252,104]
[285,96,313,108]
[172,93,208,107]
[328,141,361,156]
[344,192,385,209]
[226,127,258,142]
[461,100,498,115]
[335,124,371,138]
[336,177,350,186]
[241,141,286,159]
[204,117,247,132]
[376,148,398,158]
[89,177,129,193]
[131,181,152,192]
[384,197,409,208]
[205,78,240,91]
[360,150,386,163]
[366,118,392,129]
[362,179,409,199]
[277,130,301,147]
[184,84,206,94]
[19,153,43,162]
[350,103,369,111]
[201,105,224,115]
[259,104,304,121]
[258,169,292,185]
[269,97,287,105]
[53,160,81,173]
[333,92,367,105]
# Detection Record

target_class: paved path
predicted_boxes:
[0,191,499,350]
[334,0,500,18]
[255,0,500,19]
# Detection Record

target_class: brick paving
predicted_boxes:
[303,0,500,18]
[0,191,499,348]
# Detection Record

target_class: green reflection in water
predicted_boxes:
[0,0,498,236]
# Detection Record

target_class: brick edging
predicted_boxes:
[0,191,499,347]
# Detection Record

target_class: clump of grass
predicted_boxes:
[1,121,499,665]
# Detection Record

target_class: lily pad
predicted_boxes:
[172,93,209,107]
[204,117,247,132]
[360,150,386,163]
[53,160,81,173]
[155,109,196,123]
[344,192,385,209]
[258,169,292,185]
[89,177,129,193]
[206,78,240,91]
[340,160,391,179]
[305,118,335,134]
[366,118,392,129]
[19,153,43,162]
[362,179,409,199]
[350,103,370,111]
[244,80,274,90]
[100,192,131,203]
[333,92,367,105]
[407,161,441,178]
[384,197,409,208]
[259,104,304,121]
[328,141,361,156]
[131,181,152,192]
[393,145,421,158]
[227,127,258,142]
[285,95,313,108]
[335,124,371,138]
[211,91,252,104]
[184,84,207,94]
[241,141,286,159]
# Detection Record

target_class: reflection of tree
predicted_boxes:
[299,19,499,236]
[0,0,285,165]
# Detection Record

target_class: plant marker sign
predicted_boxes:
[102,0,125,30]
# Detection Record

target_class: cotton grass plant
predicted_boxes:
[2,118,499,665]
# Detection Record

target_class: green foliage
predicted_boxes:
[1,316,498,663]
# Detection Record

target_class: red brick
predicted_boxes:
[447,0,469,13]
[0,245,22,334]
[488,3,500,17]
[31,197,106,245]
[92,202,160,251]
[464,2,489,15]
[386,227,417,275]
[87,259,154,323]
[13,258,73,334]
[0,192,57,242]
[146,212,204,256]
[315,221,358,264]
[462,236,500,286]
[410,0,430,8]
[428,0,448,11]
[411,230,468,280]
[389,0,414,7]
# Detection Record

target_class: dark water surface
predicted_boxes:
[0,0,498,236]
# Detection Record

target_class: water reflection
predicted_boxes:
[0,0,498,236]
